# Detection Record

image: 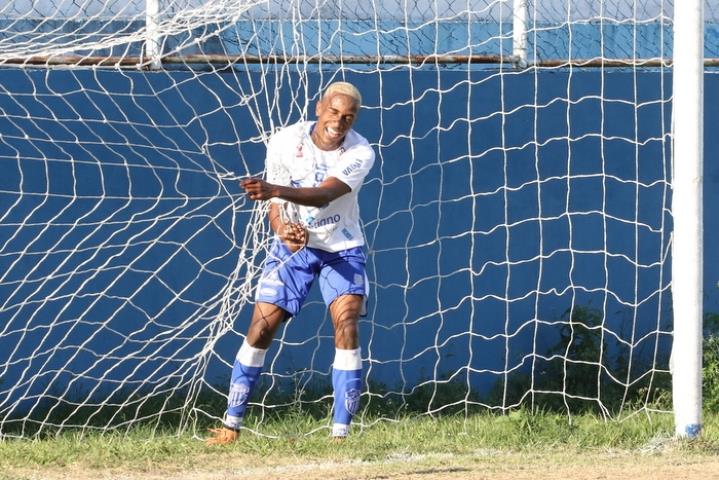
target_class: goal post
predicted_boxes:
[671,0,704,439]
[145,0,163,70]
[0,1,710,439]
[512,0,528,68]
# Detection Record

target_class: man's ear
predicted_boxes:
[315,98,323,116]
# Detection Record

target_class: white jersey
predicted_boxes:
[265,121,375,252]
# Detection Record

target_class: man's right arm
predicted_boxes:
[261,130,306,252]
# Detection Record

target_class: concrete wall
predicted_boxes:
[0,65,716,417]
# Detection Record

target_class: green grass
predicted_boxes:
[1,411,717,472]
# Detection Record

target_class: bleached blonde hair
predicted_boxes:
[322,81,362,108]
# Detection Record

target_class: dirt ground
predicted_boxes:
[4,450,719,480]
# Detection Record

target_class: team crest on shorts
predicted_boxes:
[229,382,251,408]
[353,273,363,286]
[345,388,361,415]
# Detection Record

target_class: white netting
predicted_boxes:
[0,0,707,437]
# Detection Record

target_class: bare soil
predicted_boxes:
[4,449,719,480]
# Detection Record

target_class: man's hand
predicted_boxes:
[279,222,307,253]
[241,177,277,201]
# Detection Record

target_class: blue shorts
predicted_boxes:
[255,240,368,317]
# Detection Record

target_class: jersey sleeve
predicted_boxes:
[264,133,291,205]
[265,135,290,186]
[327,144,375,191]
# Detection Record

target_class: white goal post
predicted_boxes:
[0,0,709,439]
[671,0,704,438]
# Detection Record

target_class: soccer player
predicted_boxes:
[206,81,375,445]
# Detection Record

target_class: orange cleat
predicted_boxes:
[205,426,240,446]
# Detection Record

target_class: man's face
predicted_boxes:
[312,93,359,151]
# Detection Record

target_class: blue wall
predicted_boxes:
[0,65,716,424]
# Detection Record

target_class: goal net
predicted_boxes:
[0,0,707,437]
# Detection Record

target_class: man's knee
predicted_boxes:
[246,324,274,348]
[335,316,358,333]
[246,303,287,348]
[333,316,359,349]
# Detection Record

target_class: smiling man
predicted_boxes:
[206,82,375,445]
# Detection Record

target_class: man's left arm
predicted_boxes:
[241,144,375,207]
[241,177,350,207]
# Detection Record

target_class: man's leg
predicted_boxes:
[207,239,316,445]
[206,302,287,445]
[329,294,364,439]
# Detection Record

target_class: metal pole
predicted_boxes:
[672,0,704,439]
[146,0,162,69]
[512,0,528,68]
